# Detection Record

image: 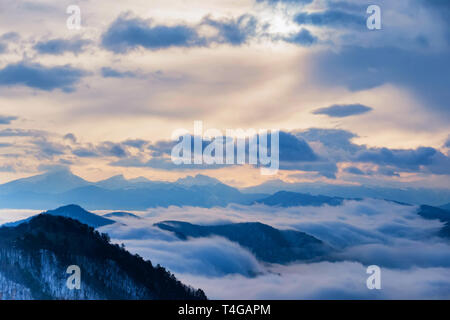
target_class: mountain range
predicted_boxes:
[241,179,450,206]
[0,214,206,300]
[0,169,449,210]
[0,169,264,210]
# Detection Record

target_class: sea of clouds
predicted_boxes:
[96,199,450,299]
[1,200,448,299]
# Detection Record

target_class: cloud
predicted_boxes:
[312,104,372,117]
[101,13,264,53]
[0,115,18,125]
[344,166,366,175]
[101,14,203,53]
[178,262,450,299]
[31,138,67,158]
[122,139,149,150]
[0,128,45,137]
[285,29,318,46]
[337,241,450,269]
[355,147,450,173]
[202,14,258,46]
[296,128,359,153]
[100,67,137,78]
[281,161,337,179]
[100,220,263,277]
[0,32,19,41]
[111,131,319,173]
[73,141,129,158]
[311,46,450,119]
[63,133,77,143]
[72,147,99,158]
[0,32,19,54]
[0,62,87,92]
[34,38,91,55]
[90,199,450,299]
[296,128,450,176]
[257,0,313,4]
[279,131,318,162]
[294,10,365,28]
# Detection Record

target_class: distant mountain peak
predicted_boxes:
[128,176,151,183]
[176,174,222,186]
[0,169,90,194]
[43,204,115,228]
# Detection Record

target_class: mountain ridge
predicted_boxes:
[154,220,332,264]
[0,214,207,300]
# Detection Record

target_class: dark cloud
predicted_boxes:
[356,147,437,171]
[312,104,372,117]
[344,165,400,177]
[281,161,338,179]
[148,140,176,157]
[63,133,77,143]
[344,166,366,175]
[72,147,99,158]
[111,131,325,175]
[0,143,12,148]
[297,128,450,176]
[34,38,91,55]
[110,156,225,171]
[72,141,129,158]
[376,167,400,177]
[285,29,318,46]
[256,0,313,4]
[294,10,365,28]
[278,131,317,162]
[101,14,203,53]
[98,143,129,159]
[101,67,137,78]
[202,14,257,46]
[31,138,66,158]
[122,139,149,149]
[0,115,18,125]
[0,62,87,92]
[0,32,19,41]
[296,128,359,153]
[0,128,45,137]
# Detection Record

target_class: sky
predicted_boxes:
[0,0,449,189]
